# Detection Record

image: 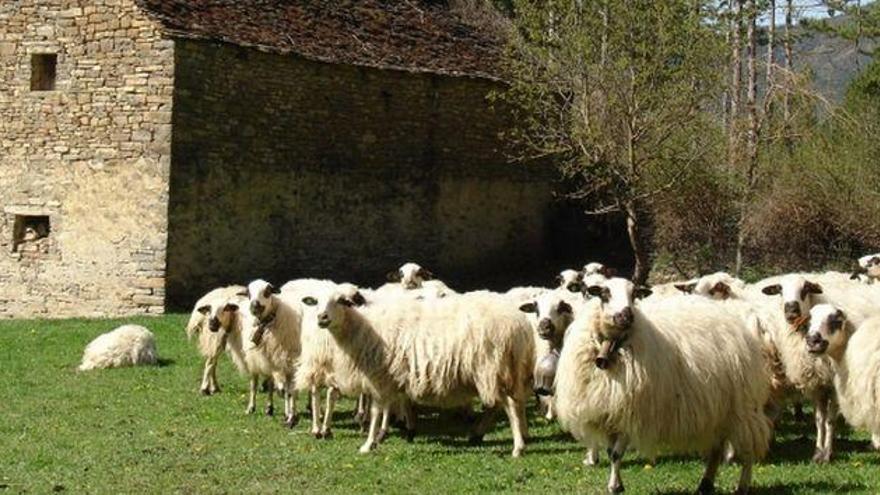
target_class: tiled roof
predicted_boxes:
[136,0,502,79]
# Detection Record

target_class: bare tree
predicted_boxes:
[729,0,744,171]
[735,0,760,275]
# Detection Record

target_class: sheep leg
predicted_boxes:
[200,358,214,395]
[283,381,298,428]
[355,394,367,425]
[246,375,258,415]
[606,434,628,494]
[310,386,322,437]
[265,385,275,417]
[376,405,392,443]
[734,462,753,495]
[872,433,880,450]
[403,401,416,443]
[468,406,500,445]
[209,356,220,394]
[542,396,555,421]
[812,395,827,463]
[697,445,725,494]
[320,387,337,439]
[583,447,600,467]
[503,396,526,458]
[359,402,383,454]
[821,397,836,463]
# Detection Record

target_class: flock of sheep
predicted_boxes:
[80,256,880,494]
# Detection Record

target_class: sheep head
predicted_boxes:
[387,262,433,289]
[675,272,736,300]
[805,304,852,361]
[519,293,574,347]
[761,274,823,326]
[246,279,279,322]
[583,277,651,370]
[196,297,240,333]
[555,269,584,293]
[302,288,366,332]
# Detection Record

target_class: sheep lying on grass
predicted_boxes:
[302,290,535,457]
[805,304,880,452]
[79,324,158,371]
[187,285,245,395]
[555,278,772,494]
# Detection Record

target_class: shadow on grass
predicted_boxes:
[156,358,176,367]
[659,480,867,495]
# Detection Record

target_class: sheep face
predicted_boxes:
[761,275,823,325]
[555,269,584,293]
[301,290,361,331]
[583,278,652,369]
[196,299,239,333]
[852,254,880,281]
[336,283,368,307]
[246,279,279,321]
[675,273,733,300]
[519,293,574,343]
[583,262,615,278]
[805,304,850,359]
[387,262,433,289]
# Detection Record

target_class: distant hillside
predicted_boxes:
[780,16,876,101]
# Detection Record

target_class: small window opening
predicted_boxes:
[13,215,51,253]
[30,54,57,91]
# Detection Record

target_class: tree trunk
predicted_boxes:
[625,201,650,285]
[783,0,793,154]
[728,0,743,170]
[767,0,775,91]
[735,0,759,277]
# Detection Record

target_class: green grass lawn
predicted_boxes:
[0,315,877,494]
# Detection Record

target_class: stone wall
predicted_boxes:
[0,0,173,318]
[166,40,580,308]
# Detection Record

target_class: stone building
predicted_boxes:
[0,1,622,318]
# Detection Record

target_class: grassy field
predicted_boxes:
[0,315,877,494]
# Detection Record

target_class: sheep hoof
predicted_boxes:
[511,447,523,458]
[812,449,830,464]
[696,478,715,495]
[607,482,624,494]
[376,428,388,444]
[313,430,323,439]
[265,404,274,417]
[405,428,416,443]
[358,443,376,454]
[321,429,333,440]
[284,415,298,428]
[468,434,484,446]
[200,388,211,396]
[246,405,256,415]
[583,456,598,467]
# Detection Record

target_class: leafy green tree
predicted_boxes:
[499,0,726,283]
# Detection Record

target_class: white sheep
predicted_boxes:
[555,280,773,494]
[198,291,277,417]
[674,272,745,300]
[79,324,158,371]
[283,278,369,438]
[555,269,584,293]
[245,279,303,428]
[805,304,880,451]
[301,290,535,457]
[583,262,615,278]
[186,285,245,395]
[748,272,880,462]
[850,253,880,283]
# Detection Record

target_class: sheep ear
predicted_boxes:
[418,268,434,280]
[518,302,537,314]
[761,284,782,296]
[601,266,616,278]
[675,282,697,294]
[634,286,653,299]
[805,281,823,295]
[351,292,367,307]
[338,297,354,307]
[302,297,317,306]
[197,305,211,315]
[271,284,280,294]
[223,303,239,313]
[554,274,563,286]
[558,300,573,315]
[386,270,402,282]
[871,256,880,266]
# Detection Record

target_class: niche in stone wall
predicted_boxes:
[30,53,57,91]
[12,215,51,256]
